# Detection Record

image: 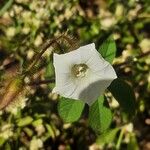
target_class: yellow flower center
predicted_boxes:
[72,64,88,78]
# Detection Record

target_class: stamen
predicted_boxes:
[72,64,88,78]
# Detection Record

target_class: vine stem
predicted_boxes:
[114,50,150,68]
[27,79,55,86]
[116,128,125,150]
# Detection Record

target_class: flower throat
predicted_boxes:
[72,64,88,78]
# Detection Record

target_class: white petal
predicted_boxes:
[94,63,117,80]
[53,83,77,98]
[53,43,96,74]
[55,72,72,87]
[85,46,108,72]
[77,43,96,62]
[53,53,72,73]
[64,73,111,105]
[52,74,77,98]
[66,77,89,101]
[65,63,117,105]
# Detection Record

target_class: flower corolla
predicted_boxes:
[53,43,117,105]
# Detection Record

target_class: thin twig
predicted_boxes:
[136,50,150,59]
[114,50,150,68]
[27,79,55,86]
[116,128,125,150]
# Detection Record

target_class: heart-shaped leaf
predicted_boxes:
[108,78,136,117]
[89,96,112,133]
[58,97,85,123]
[98,35,116,63]
[96,127,120,144]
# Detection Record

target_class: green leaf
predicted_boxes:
[0,137,5,146]
[17,116,33,127]
[23,127,33,137]
[96,128,120,144]
[45,58,55,89]
[89,96,112,133]
[58,97,85,123]
[0,0,13,17]
[127,133,139,150]
[45,124,56,139]
[98,35,116,63]
[45,59,54,78]
[108,78,136,116]
[32,119,43,126]
[5,143,11,150]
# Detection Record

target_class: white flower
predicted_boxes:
[53,43,117,105]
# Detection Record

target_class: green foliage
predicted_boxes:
[127,133,139,150]
[96,128,120,144]
[23,127,33,137]
[45,59,54,78]
[0,0,149,149]
[17,116,33,127]
[89,96,112,133]
[108,78,136,117]
[45,124,56,139]
[98,36,116,63]
[58,97,85,122]
[0,137,5,146]
[0,0,13,17]
[32,119,43,126]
